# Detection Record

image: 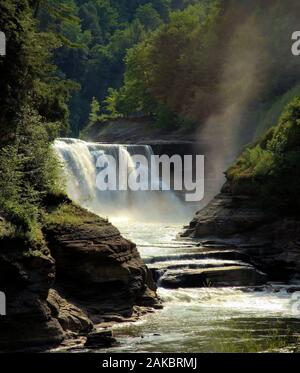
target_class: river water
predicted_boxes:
[54,139,300,353]
[100,219,300,353]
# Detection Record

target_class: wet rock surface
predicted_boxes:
[82,117,197,145]
[47,289,93,334]
[159,266,267,289]
[0,202,159,351]
[0,236,64,351]
[84,330,117,349]
[182,193,300,281]
[43,204,160,323]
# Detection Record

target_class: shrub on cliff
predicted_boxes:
[0,107,64,242]
[226,97,300,214]
[0,1,69,242]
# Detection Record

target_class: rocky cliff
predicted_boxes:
[182,190,300,282]
[82,117,196,145]
[0,199,159,351]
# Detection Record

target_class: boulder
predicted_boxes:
[159,265,267,289]
[47,289,93,334]
[84,330,117,348]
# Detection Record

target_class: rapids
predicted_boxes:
[54,139,300,353]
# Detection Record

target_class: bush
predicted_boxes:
[227,97,300,214]
[0,106,65,241]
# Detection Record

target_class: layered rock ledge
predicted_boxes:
[0,199,160,351]
[182,192,300,281]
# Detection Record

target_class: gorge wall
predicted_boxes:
[0,198,159,351]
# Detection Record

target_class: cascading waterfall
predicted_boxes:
[53,138,299,353]
[54,138,188,221]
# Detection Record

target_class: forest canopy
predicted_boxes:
[35,0,199,135]
[1,0,300,239]
[31,0,300,138]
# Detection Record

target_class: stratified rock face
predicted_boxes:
[159,266,267,289]
[0,237,64,351]
[182,193,300,281]
[182,194,275,238]
[43,203,159,323]
[0,202,159,351]
[47,289,93,334]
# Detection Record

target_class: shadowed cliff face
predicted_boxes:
[0,235,64,350]
[43,202,160,323]
[0,200,159,351]
[182,193,300,281]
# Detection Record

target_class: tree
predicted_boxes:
[88,97,101,124]
[0,0,67,238]
[135,3,163,30]
[110,1,222,123]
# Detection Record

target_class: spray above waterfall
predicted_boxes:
[195,15,267,207]
[54,138,198,222]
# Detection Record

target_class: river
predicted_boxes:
[54,139,300,353]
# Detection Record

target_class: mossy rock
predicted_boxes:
[43,199,109,230]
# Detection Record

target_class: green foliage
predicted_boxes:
[88,97,101,125]
[227,98,300,214]
[109,0,222,125]
[0,0,67,242]
[135,3,163,30]
[0,0,75,141]
[254,85,300,138]
[0,106,64,240]
[43,200,107,229]
[103,88,122,118]
[268,98,300,153]
[107,0,300,136]
[38,0,196,135]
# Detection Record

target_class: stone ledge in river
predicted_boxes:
[182,192,300,280]
[0,201,160,351]
[84,330,117,349]
[43,201,160,323]
[159,265,267,289]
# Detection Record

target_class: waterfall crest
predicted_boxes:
[54,138,189,221]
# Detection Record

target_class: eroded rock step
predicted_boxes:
[144,250,252,265]
[145,244,267,289]
[159,265,267,289]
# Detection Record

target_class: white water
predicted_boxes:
[54,138,190,221]
[102,221,300,353]
[54,139,300,353]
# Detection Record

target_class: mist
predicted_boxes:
[196,1,299,206]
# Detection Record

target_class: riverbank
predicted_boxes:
[182,190,300,282]
[94,220,300,353]
[0,198,160,352]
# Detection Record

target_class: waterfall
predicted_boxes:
[53,138,189,221]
